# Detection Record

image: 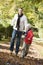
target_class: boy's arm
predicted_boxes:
[28,38,31,40]
[28,33,33,40]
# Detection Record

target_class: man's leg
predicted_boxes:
[15,31,22,55]
[10,30,16,52]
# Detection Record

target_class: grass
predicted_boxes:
[0,38,10,44]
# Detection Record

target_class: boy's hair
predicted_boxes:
[26,24,31,29]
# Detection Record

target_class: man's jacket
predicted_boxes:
[11,14,28,32]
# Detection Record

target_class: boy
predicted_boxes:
[21,24,33,58]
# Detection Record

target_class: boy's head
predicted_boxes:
[26,24,31,31]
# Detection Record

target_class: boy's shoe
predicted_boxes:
[25,53,28,57]
[20,53,28,58]
[20,55,25,58]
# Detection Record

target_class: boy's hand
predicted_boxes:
[28,38,30,40]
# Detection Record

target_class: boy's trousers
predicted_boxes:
[21,42,31,57]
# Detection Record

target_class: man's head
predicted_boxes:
[26,24,31,31]
[18,8,23,15]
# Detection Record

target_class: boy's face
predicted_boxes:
[26,26,29,31]
[26,24,31,31]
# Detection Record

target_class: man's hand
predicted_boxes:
[22,31,25,35]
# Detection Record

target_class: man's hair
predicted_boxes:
[18,7,23,10]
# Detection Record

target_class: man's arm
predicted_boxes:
[24,15,28,32]
[11,14,16,26]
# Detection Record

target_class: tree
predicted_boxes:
[0,0,43,38]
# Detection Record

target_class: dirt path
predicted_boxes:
[0,42,43,58]
[0,52,43,65]
[0,42,43,65]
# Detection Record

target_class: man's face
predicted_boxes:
[18,8,23,15]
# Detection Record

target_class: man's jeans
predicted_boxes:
[10,29,22,54]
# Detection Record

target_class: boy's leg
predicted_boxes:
[10,30,16,52]
[25,44,31,56]
[21,42,26,58]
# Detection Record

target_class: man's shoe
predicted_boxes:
[16,53,18,56]
[9,51,13,56]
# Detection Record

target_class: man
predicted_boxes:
[10,8,28,55]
